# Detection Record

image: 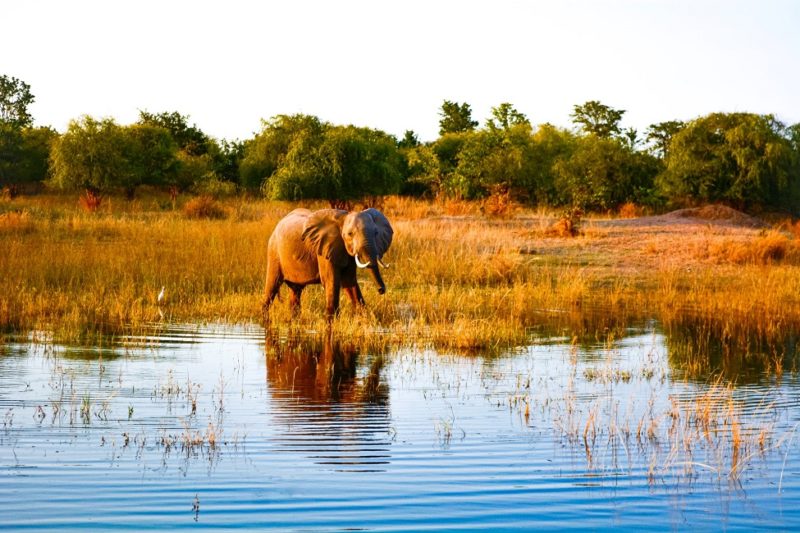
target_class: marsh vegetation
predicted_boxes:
[1,193,800,529]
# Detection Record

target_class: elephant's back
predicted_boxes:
[273,209,311,236]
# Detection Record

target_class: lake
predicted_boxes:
[1,320,798,531]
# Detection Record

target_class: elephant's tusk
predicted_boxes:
[378,257,390,269]
[355,255,371,268]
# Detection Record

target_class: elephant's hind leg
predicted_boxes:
[262,261,283,323]
[285,281,305,316]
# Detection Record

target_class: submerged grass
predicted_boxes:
[1,193,799,372]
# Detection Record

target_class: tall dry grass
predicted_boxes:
[1,193,799,364]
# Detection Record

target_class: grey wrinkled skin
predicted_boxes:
[262,208,393,320]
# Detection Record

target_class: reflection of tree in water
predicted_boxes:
[264,329,391,472]
[662,315,798,381]
[532,306,798,381]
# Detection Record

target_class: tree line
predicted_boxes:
[2,74,799,213]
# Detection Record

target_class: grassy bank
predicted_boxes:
[1,193,799,367]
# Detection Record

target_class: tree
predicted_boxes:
[438,100,478,135]
[0,125,58,194]
[659,113,796,209]
[49,116,133,199]
[646,120,685,159]
[0,75,34,128]
[0,75,41,195]
[138,110,210,156]
[213,139,246,184]
[264,124,403,204]
[570,100,625,138]
[398,130,420,149]
[124,123,179,195]
[528,124,577,204]
[239,114,327,191]
[486,103,530,132]
[553,135,659,210]
[456,114,535,199]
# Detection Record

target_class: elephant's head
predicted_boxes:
[301,208,394,294]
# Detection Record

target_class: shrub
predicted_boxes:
[183,195,227,219]
[79,189,103,213]
[618,202,639,218]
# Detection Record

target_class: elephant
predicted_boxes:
[262,207,393,320]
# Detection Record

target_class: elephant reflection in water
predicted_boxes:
[264,329,391,470]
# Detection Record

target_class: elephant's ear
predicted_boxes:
[301,209,349,267]
[364,208,393,257]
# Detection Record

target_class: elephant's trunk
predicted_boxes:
[362,237,386,295]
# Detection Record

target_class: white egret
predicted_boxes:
[157,286,165,304]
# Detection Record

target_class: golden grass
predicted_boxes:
[1,193,798,366]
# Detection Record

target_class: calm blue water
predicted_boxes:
[1,324,798,531]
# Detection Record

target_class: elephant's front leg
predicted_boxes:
[343,285,365,308]
[318,260,341,319]
[341,264,365,308]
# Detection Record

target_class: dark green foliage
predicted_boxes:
[571,100,626,139]
[0,75,34,128]
[239,114,326,191]
[241,114,403,202]
[646,121,685,159]
[438,100,478,135]
[0,75,54,192]
[0,125,58,188]
[455,122,536,200]
[265,124,403,202]
[124,124,179,190]
[554,135,660,210]
[214,139,246,183]
[527,124,577,204]
[2,74,793,213]
[138,110,211,156]
[49,116,133,194]
[659,113,797,210]
[398,130,420,149]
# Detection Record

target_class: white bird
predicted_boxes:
[157,286,166,304]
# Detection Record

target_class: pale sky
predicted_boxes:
[3,0,799,142]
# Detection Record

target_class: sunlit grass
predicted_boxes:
[1,193,799,372]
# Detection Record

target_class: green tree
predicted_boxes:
[570,100,626,139]
[0,125,58,193]
[646,120,685,159]
[124,123,179,195]
[486,103,530,132]
[403,143,441,196]
[554,135,659,210]
[213,139,246,183]
[659,113,796,209]
[138,110,210,156]
[265,124,403,203]
[239,114,327,191]
[398,130,420,149]
[0,75,34,128]
[456,115,535,199]
[49,116,133,197]
[0,75,42,195]
[528,124,577,204]
[438,100,478,135]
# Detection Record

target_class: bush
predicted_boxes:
[182,195,227,219]
[79,189,103,213]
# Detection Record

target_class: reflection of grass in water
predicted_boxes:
[525,349,788,484]
[1,193,798,370]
